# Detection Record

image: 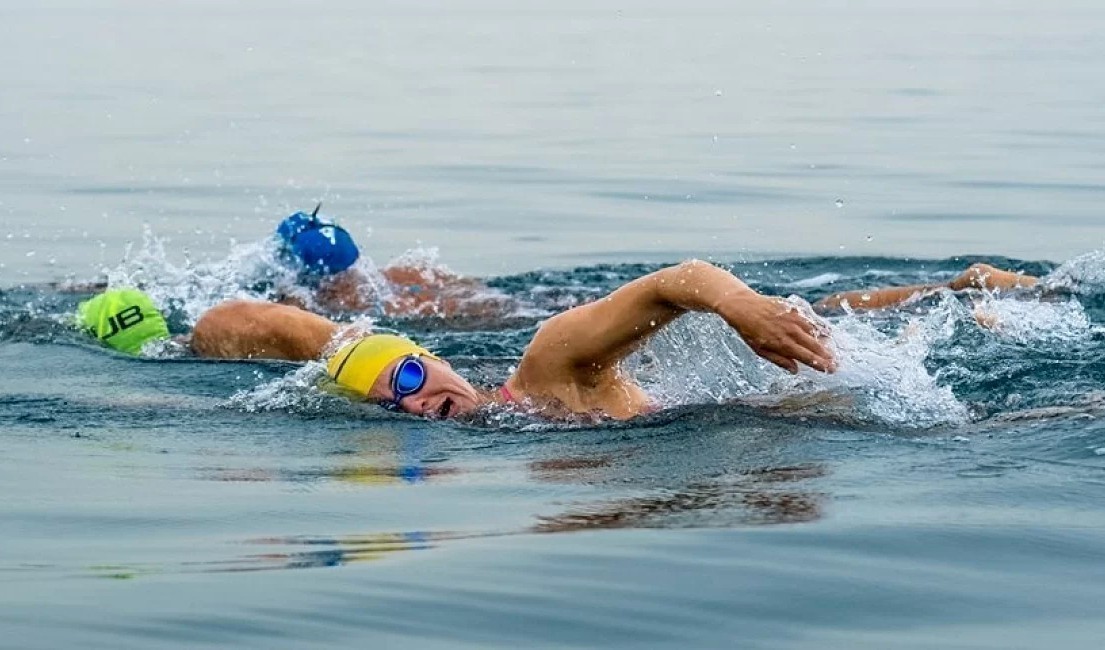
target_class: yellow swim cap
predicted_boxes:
[326,334,438,397]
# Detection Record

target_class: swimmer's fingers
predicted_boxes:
[765,336,833,373]
[723,294,835,373]
[759,350,799,374]
[771,305,836,372]
[791,326,837,373]
[748,328,834,374]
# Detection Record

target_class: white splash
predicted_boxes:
[631,295,971,427]
[1044,249,1105,294]
[103,226,392,325]
[815,302,970,426]
[106,227,294,324]
[785,272,842,288]
[224,361,336,413]
[969,291,1097,345]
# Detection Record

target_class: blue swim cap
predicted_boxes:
[276,206,360,276]
[276,210,318,243]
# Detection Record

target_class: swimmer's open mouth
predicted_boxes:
[438,398,454,419]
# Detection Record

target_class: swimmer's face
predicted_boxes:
[369,356,482,419]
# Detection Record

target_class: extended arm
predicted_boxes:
[523,260,835,377]
[814,263,1038,313]
[191,301,342,360]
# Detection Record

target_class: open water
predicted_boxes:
[2,1,1105,649]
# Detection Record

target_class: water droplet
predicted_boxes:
[835,199,845,208]
[649,320,656,327]
[860,293,872,302]
[865,235,873,242]
[715,89,723,97]
[26,251,35,257]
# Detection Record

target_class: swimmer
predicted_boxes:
[275,205,513,318]
[814,263,1039,313]
[190,260,836,420]
[76,286,353,359]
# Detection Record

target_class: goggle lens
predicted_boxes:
[392,357,427,401]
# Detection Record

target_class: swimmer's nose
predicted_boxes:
[394,392,425,416]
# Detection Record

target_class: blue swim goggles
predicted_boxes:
[386,355,429,410]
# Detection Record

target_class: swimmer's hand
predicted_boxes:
[717,293,836,374]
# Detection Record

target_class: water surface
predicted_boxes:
[3,1,1105,648]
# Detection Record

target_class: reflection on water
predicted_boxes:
[533,464,826,533]
[80,458,827,577]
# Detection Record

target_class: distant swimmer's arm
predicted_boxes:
[523,260,835,378]
[191,301,341,361]
[814,263,1039,313]
[814,284,942,313]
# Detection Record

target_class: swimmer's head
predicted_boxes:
[327,334,481,419]
[77,288,170,355]
[276,204,360,276]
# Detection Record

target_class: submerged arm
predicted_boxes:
[523,260,835,378]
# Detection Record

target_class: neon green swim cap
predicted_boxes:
[77,288,170,355]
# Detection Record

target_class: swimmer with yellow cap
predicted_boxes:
[77,288,171,355]
[325,334,480,418]
[191,260,838,420]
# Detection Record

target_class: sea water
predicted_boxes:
[3,1,1105,649]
